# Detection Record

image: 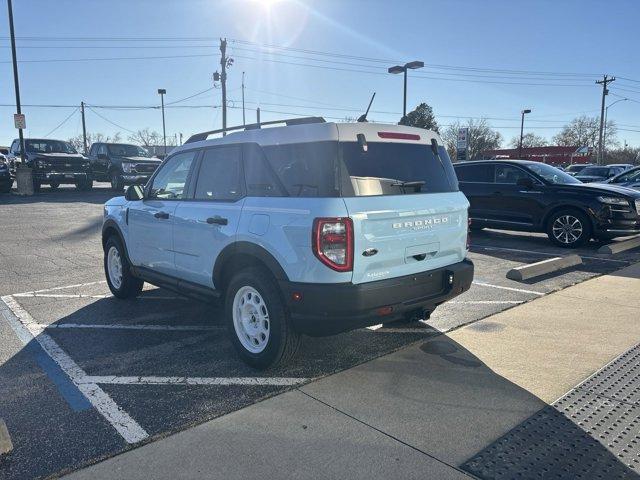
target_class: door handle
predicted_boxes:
[206,216,228,226]
[154,211,170,219]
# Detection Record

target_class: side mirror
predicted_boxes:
[125,185,144,201]
[516,177,534,189]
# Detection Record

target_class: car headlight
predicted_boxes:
[597,196,629,206]
[121,162,134,173]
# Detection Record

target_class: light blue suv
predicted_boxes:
[102,117,474,368]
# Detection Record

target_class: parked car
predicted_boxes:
[564,163,594,176]
[608,163,634,171]
[575,165,626,183]
[0,153,12,193]
[102,118,474,368]
[7,138,92,192]
[604,165,640,190]
[454,160,640,247]
[88,142,161,191]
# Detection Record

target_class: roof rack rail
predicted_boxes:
[184,117,326,144]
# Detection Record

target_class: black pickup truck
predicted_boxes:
[7,138,93,192]
[88,143,161,191]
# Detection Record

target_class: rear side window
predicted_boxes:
[195,146,243,201]
[455,164,495,183]
[262,142,338,197]
[243,144,286,197]
[339,142,457,196]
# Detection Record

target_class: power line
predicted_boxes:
[43,107,78,137]
[165,87,215,106]
[85,105,136,133]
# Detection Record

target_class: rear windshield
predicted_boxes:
[257,140,458,197]
[339,142,458,196]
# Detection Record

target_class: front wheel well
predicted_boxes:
[542,205,594,231]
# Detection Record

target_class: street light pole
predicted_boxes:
[518,109,532,159]
[603,98,627,160]
[158,89,167,157]
[388,61,424,123]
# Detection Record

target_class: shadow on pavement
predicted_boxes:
[2,286,639,479]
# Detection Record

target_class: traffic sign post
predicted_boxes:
[456,127,469,162]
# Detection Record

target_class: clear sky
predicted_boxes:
[1,0,639,148]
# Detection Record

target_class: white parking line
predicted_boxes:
[13,293,186,300]
[471,244,629,264]
[83,376,308,386]
[449,300,525,304]
[0,295,149,444]
[14,280,108,296]
[38,323,221,331]
[472,281,544,296]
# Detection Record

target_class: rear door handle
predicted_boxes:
[207,216,228,226]
[154,211,170,219]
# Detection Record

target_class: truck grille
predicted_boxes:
[636,199,640,215]
[132,163,158,174]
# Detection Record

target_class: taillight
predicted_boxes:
[312,217,353,272]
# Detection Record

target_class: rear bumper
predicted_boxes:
[281,259,474,336]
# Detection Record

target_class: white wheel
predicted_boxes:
[107,245,123,290]
[232,286,270,354]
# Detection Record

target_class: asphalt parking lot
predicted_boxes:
[2,185,640,479]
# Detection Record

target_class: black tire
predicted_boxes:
[77,178,93,191]
[104,236,143,299]
[49,181,59,191]
[224,267,301,369]
[110,172,124,191]
[0,182,10,194]
[546,208,592,248]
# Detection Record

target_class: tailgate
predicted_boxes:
[343,192,469,284]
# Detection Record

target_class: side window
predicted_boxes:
[148,151,196,200]
[495,165,530,184]
[98,145,108,156]
[194,146,243,201]
[455,164,495,183]
[243,144,284,197]
[89,144,97,156]
[10,140,18,155]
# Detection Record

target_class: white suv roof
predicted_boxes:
[173,118,442,155]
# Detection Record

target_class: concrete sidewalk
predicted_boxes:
[64,263,640,480]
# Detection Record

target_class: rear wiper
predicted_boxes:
[390,180,426,187]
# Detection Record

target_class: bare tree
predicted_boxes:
[442,118,503,160]
[552,115,618,149]
[128,128,163,147]
[508,132,548,149]
[68,132,121,152]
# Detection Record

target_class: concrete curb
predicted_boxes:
[0,418,13,457]
[597,236,640,255]
[506,254,582,281]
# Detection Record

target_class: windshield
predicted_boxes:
[615,167,640,183]
[579,166,609,177]
[107,144,151,157]
[526,163,581,185]
[565,164,588,173]
[339,142,458,196]
[25,139,77,154]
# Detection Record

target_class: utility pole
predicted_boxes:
[596,75,615,165]
[256,107,261,127]
[80,101,88,155]
[179,132,183,145]
[220,38,228,136]
[242,71,246,126]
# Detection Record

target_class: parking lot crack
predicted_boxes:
[296,389,476,478]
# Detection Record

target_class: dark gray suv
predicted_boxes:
[88,143,161,191]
